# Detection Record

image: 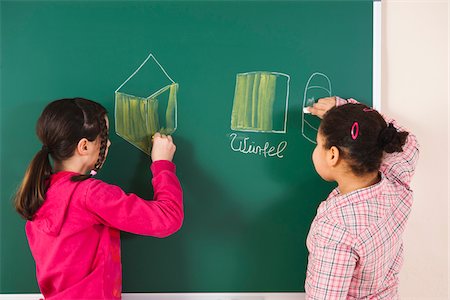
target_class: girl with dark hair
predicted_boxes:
[15,98,183,299]
[305,97,419,299]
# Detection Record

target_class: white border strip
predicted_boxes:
[0,293,306,300]
[373,0,382,111]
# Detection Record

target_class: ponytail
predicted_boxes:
[15,146,53,220]
[378,123,409,153]
[15,97,108,220]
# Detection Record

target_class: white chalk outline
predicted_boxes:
[231,71,290,134]
[301,72,332,144]
[114,52,178,154]
[115,53,175,93]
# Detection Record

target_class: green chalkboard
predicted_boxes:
[1,0,375,294]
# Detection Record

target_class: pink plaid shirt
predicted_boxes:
[305,98,419,299]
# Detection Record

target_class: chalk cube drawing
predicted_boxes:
[231,71,290,133]
[301,72,332,144]
[115,53,178,155]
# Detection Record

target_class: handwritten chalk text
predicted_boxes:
[229,133,287,159]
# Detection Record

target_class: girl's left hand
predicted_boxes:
[308,97,336,119]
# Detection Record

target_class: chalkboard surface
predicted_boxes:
[1,0,374,293]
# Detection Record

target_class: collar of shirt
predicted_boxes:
[315,172,387,219]
[50,171,79,186]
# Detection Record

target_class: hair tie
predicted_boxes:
[41,145,50,153]
[351,122,359,140]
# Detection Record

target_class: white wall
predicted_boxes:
[382,1,449,299]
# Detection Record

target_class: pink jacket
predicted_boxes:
[26,160,183,299]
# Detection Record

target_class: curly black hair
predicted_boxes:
[320,103,409,175]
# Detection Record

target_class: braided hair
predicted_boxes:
[15,98,108,220]
[71,105,109,182]
[320,103,409,176]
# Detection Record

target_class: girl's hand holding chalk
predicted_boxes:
[307,96,336,119]
[151,132,176,162]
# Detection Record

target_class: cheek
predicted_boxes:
[312,147,327,177]
[312,147,319,166]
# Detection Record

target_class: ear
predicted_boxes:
[327,146,340,167]
[75,138,90,156]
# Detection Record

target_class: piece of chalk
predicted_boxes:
[303,107,311,114]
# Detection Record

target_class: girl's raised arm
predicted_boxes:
[85,160,183,238]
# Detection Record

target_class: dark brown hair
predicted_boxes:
[320,103,409,175]
[15,98,108,220]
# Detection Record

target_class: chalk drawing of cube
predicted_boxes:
[115,53,178,155]
[231,71,290,133]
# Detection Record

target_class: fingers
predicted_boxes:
[316,97,336,110]
[317,97,336,105]
[151,132,176,162]
[312,102,330,110]
[152,132,169,141]
[308,97,337,119]
[307,105,320,115]
[308,103,327,118]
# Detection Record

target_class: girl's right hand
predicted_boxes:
[308,97,336,119]
[151,133,176,162]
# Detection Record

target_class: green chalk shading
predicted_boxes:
[164,83,178,134]
[231,72,279,132]
[115,83,178,155]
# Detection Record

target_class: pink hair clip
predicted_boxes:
[90,170,97,176]
[351,122,359,140]
[363,107,375,112]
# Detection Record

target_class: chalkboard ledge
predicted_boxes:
[0,293,306,300]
